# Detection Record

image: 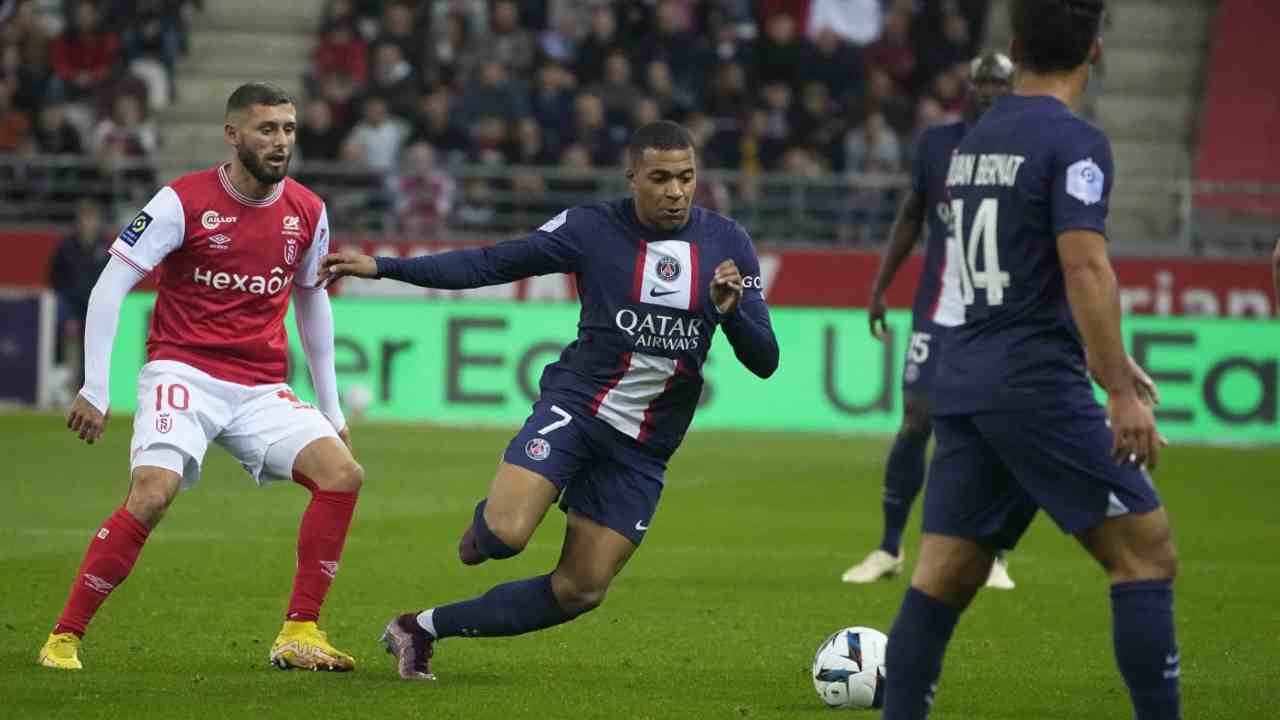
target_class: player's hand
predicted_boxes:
[338,426,353,452]
[868,294,888,340]
[319,250,378,286]
[1128,356,1161,406]
[1107,391,1160,470]
[66,393,109,445]
[710,259,743,315]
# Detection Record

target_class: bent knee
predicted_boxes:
[316,460,364,493]
[126,468,180,525]
[554,577,608,616]
[1109,539,1178,583]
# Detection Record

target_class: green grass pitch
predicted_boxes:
[2,411,1277,719]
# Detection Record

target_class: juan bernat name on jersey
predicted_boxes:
[945,153,1027,188]
[615,309,707,351]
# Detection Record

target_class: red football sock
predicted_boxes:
[286,471,358,622]
[54,506,151,637]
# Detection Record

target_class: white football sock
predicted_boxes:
[416,609,437,638]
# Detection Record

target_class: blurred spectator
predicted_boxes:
[807,0,882,46]
[844,111,901,175]
[297,101,345,162]
[468,114,508,165]
[348,96,409,171]
[863,8,916,95]
[503,116,557,166]
[119,0,184,109]
[410,87,470,164]
[864,66,915,136]
[459,60,529,124]
[90,93,157,201]
[529,63,577,146]
[574,4,622,86]
[50,1,121,102]
[0,83,31,153]
[463,0,537,79]
[422,6,473,89]
[754,13,808,88]
[630,96,662,130]
[632,0,711,96]
[588,50,641,123]
[546,142,598,197]
[808,27,866,109]
[308,21,368,98]
[705,108,784,173]
[705,62,750,125]
[1,0,55,111]
[792,82,846,169]
[374,2,423,69]
[32,101,85,155]
[918,9,973,85]
[395,141,455,234]
[568,92,623,167]
[644,59,694,122]
[365,42,420,119]
[928,64,968,119]
[48,197,110,387]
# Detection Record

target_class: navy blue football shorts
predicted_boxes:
[503,399,665,546]
[923,404,1162,549]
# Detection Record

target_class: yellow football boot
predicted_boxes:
[37,632,83,670]
[269,621,355,671]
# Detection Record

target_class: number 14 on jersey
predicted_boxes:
[950,198,1010,306]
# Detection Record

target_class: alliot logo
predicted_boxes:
[201,210,237,230]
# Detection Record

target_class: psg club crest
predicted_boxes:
[656,255,681,282]
[525,437,551,461]
[155,413,173,434]
[284,238,298,266]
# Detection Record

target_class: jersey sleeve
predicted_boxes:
[717,224,779,379]
[376,207,583,288]
[1050,125,1114,237]
[109,186,185,274]
[294,203,330,289]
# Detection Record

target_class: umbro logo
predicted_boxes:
[649,288,679,298]
[209,234,232,250]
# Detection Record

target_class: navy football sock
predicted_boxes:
[431,574,573,639]
[883,587,962,720]
[879,428,930,555]
[1111,580,1181,720]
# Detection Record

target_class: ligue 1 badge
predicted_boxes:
[525,437,551,461]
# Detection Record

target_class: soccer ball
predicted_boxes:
[812,626,887,710]
[341,383,373,419]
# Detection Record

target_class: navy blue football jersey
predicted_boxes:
[932,94,1114,415]
[376,198,778,458]
[910,121,968,325]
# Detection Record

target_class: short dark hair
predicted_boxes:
[627,120,694,164]
[1010,0,1105,74]
[225,81,294,118]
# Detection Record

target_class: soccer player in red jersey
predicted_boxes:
[38,82,362,672]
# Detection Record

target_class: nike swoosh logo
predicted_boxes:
[1165,653,1180,665]
[634,520,649,531]
[649,288,679,297]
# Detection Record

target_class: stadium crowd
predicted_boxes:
[300,0,989,233]
[0,0,200,216]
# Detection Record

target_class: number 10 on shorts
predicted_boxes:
[155,383,190,411]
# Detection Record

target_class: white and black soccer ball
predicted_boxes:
[812,626,887,710]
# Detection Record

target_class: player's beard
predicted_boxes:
[238,145,290,186]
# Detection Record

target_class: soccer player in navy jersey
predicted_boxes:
[842,51,1016,590]
[320,121,779,680]
[881,2,1181,718]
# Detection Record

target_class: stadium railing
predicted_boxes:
[1,155,1276,254]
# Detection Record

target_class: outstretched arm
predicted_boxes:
[868,190,926,338]
[322,225,581,290]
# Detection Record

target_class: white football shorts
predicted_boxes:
[130,360,339,488]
